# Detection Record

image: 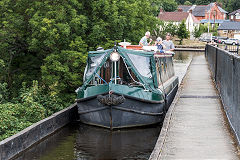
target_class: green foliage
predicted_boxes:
[151,0,178,16]
[153,21,178,38]
[0,103,31,140]
[195,0,214,5]
[41,50,87,103]
[194,24,218,38]
[0,0,169,141]
[184,1,192,5]
[0,83,9,103]
[177,20,190,44]
[193,27,202,39]
[223,0,240,13]
[0,81,65,140]
[0,59,6,82]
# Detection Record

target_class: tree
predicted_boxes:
[153,21,178,39]
[226,0,240,13]
[195,0,215,5]
[41,50,87,102]
[177,20,190,45]
[150,0,178,16]
[217,0,240,13]
[193,26,202,39]
[184,1,192,5]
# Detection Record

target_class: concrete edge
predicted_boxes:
[149,57,193,160]
[0,102,78,160]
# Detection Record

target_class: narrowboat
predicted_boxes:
[75,43,179,129]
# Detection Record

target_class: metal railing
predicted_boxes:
[205,44,240,145]
[217,44,239,55]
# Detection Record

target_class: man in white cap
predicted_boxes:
[139,31,152,47]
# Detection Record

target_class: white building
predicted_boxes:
[158,9,200,39]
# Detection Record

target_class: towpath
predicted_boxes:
[150,54,239,159]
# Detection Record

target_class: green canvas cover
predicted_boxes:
[81,46,159,94]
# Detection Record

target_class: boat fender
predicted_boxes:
[97,94,125,106]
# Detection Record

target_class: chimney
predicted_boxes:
[178,8,183,12]
[159,8,164,14]
[189,9,192,14]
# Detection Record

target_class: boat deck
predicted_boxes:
[150,54,239,159]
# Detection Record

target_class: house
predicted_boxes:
[158,9,200,39]
[178,3,228,21]
[229,9,240,22]
[217,21,240,39]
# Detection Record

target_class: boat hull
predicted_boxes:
[77,84,178,129]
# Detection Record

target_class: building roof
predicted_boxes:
[178,3,228,17]
[193,5,207,16]
[217,6,228,13]
[218,21,240,30]
[229,9,240,15]
[158,11,189,22]
[178,5,192,12]
[200,19,230,24]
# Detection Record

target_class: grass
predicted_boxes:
[172,38,206,46]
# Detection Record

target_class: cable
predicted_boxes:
[94,71,108,84]
[122,57,148,90]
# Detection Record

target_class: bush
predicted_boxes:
[177,20,190,45]
[0,81,65,141]
[0,83,9,103]
[41,50,87,104]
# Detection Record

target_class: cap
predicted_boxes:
[156,37,162,42]
[145,31,150,36]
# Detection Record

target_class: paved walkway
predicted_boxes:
[151,54,239,160]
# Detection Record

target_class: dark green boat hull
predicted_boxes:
[77,83,178,129]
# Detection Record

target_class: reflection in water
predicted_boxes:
[14,123,161,160]
[174,51,192,62]
[173,51,193,83]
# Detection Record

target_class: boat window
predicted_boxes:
[119,58,140,85]
[85,53,106,79]
[127,54,152,78]
[166,57,175,78]
[87,56,142,86]
[155,58,168,85]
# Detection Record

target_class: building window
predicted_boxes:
[223,30,228,33]
[236,14,240,19]
[230,15,234,19]
[235,30,240,33]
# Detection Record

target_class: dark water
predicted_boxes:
[14,123,161,160]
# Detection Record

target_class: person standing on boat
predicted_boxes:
[163,33,175,51]
[139,31,152,47]
[155,37,166,53]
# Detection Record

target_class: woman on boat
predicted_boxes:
[163,33,175,51]
[139,31,152,47]
[155,37,166,53]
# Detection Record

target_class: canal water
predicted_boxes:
[13,52,194,160]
